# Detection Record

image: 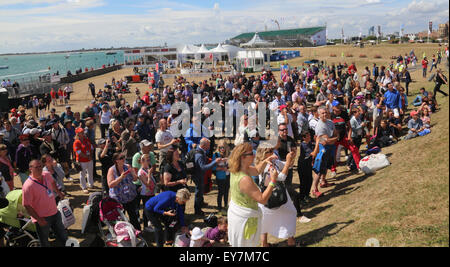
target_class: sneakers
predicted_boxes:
[82,189,89,194]
[298,216,312,223]
[329,171,337,178]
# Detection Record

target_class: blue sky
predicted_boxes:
[0,0,448,53]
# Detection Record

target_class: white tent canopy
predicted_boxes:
[196,44,210,53]
[210,43,230,61]
[222,44,245,59]
[195,44,213,61]
[240,32,274,48]
[236,50,265,72]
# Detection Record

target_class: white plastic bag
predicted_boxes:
[81,204,91,234]
[58,199,76,229]
[359,154,390,174]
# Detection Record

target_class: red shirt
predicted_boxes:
[422,59,428,68]
[73,138,93,162]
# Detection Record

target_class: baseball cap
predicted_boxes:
[140,139,152,147]
[410,110,419,117]
[23,129,31,135]
[39,117,47,122]
[75,127,85,134]
[66,105,71,109]
[332,100,340,107]
[64,119,72,125]
[279,104,287,111]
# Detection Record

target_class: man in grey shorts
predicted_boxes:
[311,106,338,198]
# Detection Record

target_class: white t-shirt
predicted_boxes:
[100,110,112,124]
[155,130,173,153]
[277,113,294,138]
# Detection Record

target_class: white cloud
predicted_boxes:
[0,0,449,53]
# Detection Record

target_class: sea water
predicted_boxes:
[0,51,124,82]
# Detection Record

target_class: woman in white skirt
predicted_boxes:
[255,146,297,247]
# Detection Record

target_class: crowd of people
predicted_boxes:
[0,45,448,247]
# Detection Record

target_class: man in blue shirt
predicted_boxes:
[192,138,225,215]
[383,82,403,118]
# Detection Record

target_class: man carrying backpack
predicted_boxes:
[191,138,225,216]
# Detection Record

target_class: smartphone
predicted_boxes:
[123,169,131,175]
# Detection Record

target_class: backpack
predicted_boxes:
[258,171,288,209]
[184,148,204,176]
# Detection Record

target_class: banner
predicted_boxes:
[428,21,432,34]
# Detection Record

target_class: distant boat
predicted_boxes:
[106,52,117,55]
[0,65,8,69]
[65,54,70,59]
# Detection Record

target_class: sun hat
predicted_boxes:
[190,227,204,241]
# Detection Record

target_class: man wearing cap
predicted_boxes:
[277,104,294,138]
[73,127,94,193]
[40,131,59,162]
[60,106,74,125]
[404,111,425,140]
[15,134,33,185]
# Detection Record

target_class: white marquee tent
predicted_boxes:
[240,32,274,48]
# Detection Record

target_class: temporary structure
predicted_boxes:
[210,43,230,61]
[179,45,200,62]
[195,44,213,61]
[236,50,265,72]
[222,45,245,59]
[240,32,275,48]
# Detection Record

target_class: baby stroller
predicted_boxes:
[98,197,148,247]
[0,190,40,247]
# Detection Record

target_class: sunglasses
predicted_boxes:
[118,156,125,160]
[279,128,288,132]
[219,146,225,149]
[242,152,254,157]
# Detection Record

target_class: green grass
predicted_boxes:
[267,43,449,247]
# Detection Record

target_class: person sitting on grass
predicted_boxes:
[374,120,397,147]
[412,87,429,107]
[404,111,425,140]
